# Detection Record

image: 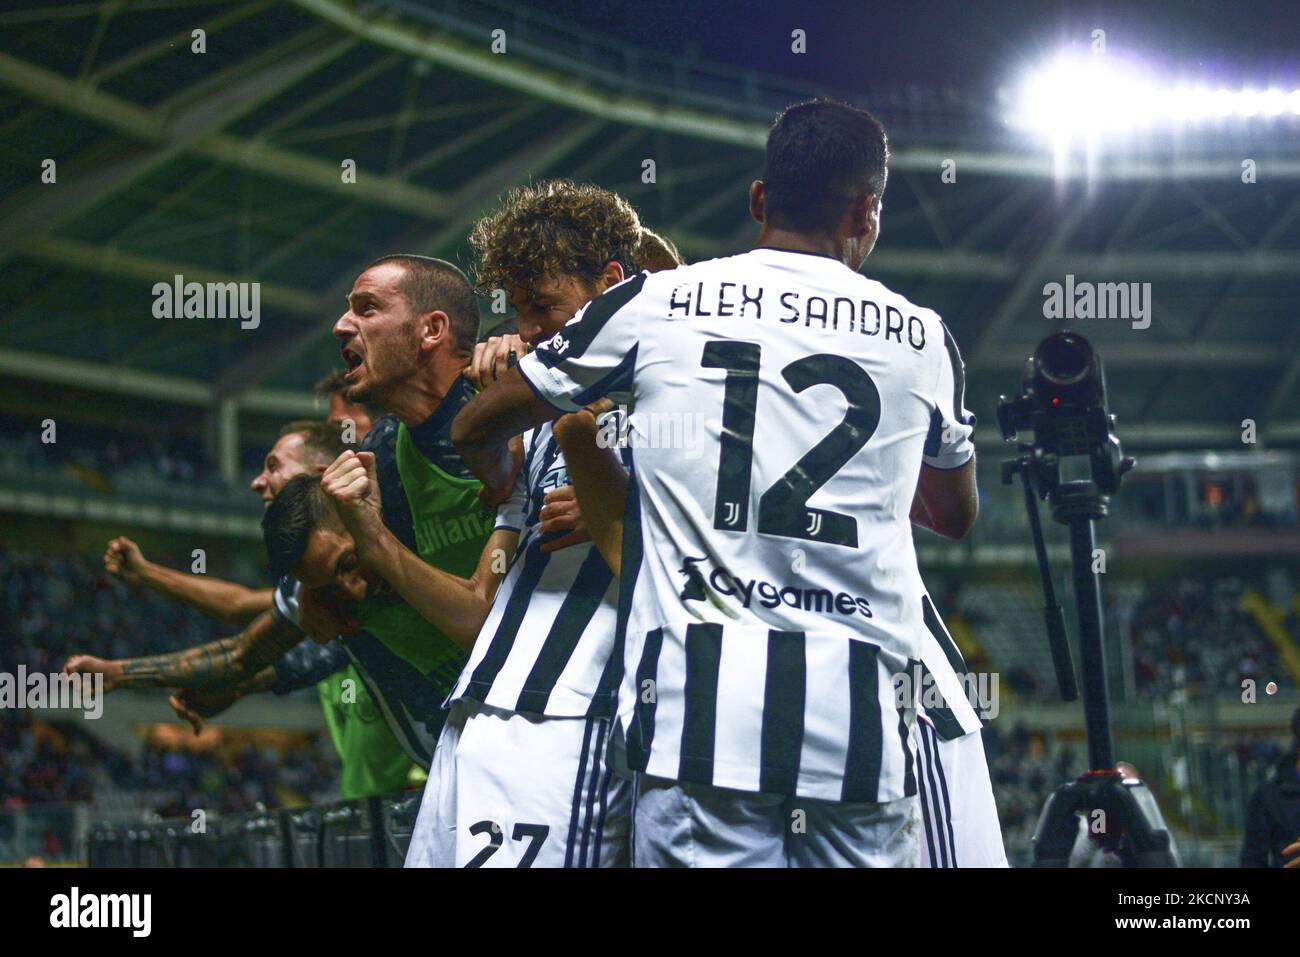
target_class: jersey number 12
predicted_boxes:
[702,341,880,548]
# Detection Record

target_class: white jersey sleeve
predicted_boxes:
[921,320,976,470]
[517,274,646,412]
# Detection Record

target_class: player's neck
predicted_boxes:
[386,359,464,428]
[754,226,848,266]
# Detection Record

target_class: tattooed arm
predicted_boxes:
[165,641,350,736]
[62,609,304,692]
[168,668,280,735]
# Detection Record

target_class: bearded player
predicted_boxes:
[318,189,683,867]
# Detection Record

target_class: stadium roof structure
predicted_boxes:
[3,0,1300,469]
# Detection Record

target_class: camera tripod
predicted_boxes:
[1003,454,1179,867]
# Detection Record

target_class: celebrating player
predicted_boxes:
[450,100,980,867]
[98,420,347,626]
[73,382,421,797]
[259,254,500,769]
[65,421,351,719]
[319,186,684,867]
[302,370,418,798]
[68,257,501,782]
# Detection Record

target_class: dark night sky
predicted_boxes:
[518,0,1300,96]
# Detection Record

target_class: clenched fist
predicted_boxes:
[63,654,123,692]
[103,536,147,585]
[320,450,385,555]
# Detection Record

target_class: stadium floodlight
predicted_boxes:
[1010,54,1159,139]
[1006,51,1300,143]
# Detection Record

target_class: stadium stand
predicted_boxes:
[0,548,227,678]
[2,0,1300,873]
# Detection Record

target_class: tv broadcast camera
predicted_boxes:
[998,331,1179,867]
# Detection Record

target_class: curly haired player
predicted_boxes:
[449,101,1000,867]
[324,181,684,867]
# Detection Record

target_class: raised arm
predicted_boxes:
[455,273,650,501]
[167,640,352,735]
[320,450,520,649]
[363,524,519,649]
[104,535,273,626]
[451,369,560,504]
[63,608,304,692]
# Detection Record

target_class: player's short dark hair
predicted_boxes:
[469,179,642,300]
[263,474,338,579]
[366,254,480,356]
[278,419,346,465]
[762,99,889,233]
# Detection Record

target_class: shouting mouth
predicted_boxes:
[341,344,364,378]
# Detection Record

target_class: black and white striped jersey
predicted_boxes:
[518,248,976,803]
[916,592,985,741]
[448,421,624,718]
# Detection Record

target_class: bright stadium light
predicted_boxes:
[1011,54,1162,138]
[1006,51,1300,142]
[1210,88,1235,117]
